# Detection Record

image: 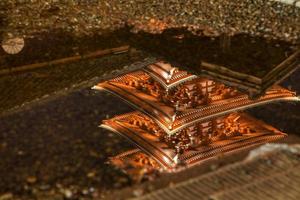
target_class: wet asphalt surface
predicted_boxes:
[249,68,300,134]
[0,66,299,199]
[0,90,136,199]
[0,49,147,113]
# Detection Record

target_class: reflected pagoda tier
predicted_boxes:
[93,66,299,134]
[143,61,198,90]
[109,149,160,182]
[94,60,298,174]
[101,111,286,172]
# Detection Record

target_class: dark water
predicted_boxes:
[0,90,135,199]
[248,69,300,134]
[128,28,296,78]
[0,28,298,199]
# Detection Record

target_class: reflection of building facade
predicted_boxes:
[93,60,298,174]
[162,116,227,154]
[117,63,240,112]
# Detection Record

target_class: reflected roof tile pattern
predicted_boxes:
[93,59,299,174]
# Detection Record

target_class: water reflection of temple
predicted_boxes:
[93,59,299,175]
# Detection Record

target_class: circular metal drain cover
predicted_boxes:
[2,37,25,54]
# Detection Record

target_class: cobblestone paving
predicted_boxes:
[1,0,299,42]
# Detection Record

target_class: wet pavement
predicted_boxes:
[0,89,135,200]
[0,54,299,199]
[0,48,147,113]
[249,68,300,134]
[0,68,299,200]
[131,144,300,200]
[0,2,299,198]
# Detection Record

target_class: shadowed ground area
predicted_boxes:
[249,69,300,133]
[0,90,135,199]
[130,143,300,200]
[129,29,297,78]
[0,1,299,199]
[0,68,299,199]
[0,48,147,113]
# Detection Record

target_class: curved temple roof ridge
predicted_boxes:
[93,59,299,135]
[100,111,287,171]
[91,57,299,175]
